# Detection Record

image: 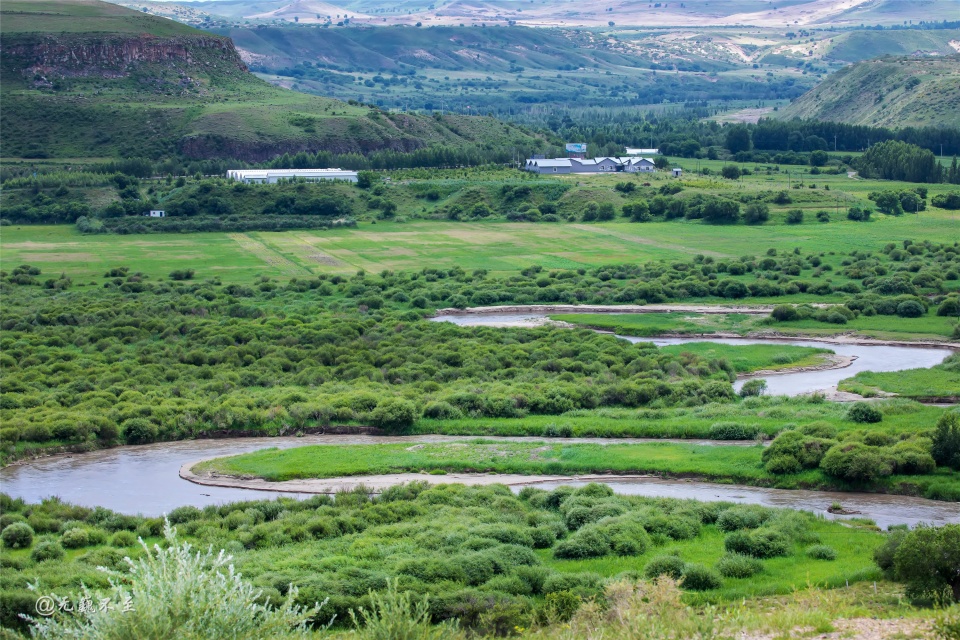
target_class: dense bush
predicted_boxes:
[643,555,685,580]
[715,553,763,578]
[680,564,722,591]
[369,398,419,433]
[932,412,960,471]
[724,528,790,558]
[30,540,65,562]
[820,442,893,483]
[890,524,960,603]
[0,523,33,549]
[806,545,837,560]
[847,402,883,424]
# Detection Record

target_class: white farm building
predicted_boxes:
[227,168,358,184]
[524,157,656,175]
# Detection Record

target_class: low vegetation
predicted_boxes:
[1,487,955,638]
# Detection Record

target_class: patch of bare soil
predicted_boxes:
[741,617,932,640]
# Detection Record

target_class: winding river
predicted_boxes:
[433,313,954,396]
[1,310,956,527]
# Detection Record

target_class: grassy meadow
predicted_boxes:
[555,309,960,341]
[4,203,959,284]
[411,397,948,441]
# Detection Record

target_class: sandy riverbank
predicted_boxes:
[181,462,665,494]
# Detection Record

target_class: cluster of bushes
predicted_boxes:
[760,410,949,485]
[3,238,957,455]
[1,268,752,454]
[0,485,852,634]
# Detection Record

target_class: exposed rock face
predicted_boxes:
[2,34,247,80]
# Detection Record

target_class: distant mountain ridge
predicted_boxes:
[0,0,542,162]
[778,55,960,128]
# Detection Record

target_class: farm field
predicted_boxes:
[4,204,959,283]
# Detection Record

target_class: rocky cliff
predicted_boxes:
[2,33,246,86]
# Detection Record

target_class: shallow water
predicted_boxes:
[532,478,960,529]
[434,313,953,396]
[0,434,746,516]
[2,435,957,527]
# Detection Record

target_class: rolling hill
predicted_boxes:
[112,0,960,28]
[0,0,542,162]
[778,56,960,128]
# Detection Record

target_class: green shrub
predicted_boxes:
[891,524,960,603]
[422,401,463,420]
[1,522,34,549]
[739,379,767,398]
[932,412,960,471]
[715,553,763,578]
[168,505,203,524]
[553,526,610,559]
[122,417,159,444]
[681,564,722,590]
[61,527,91,549]
[541,590,581,623]
[806,545,837,560]
[846,402,883,424]
[110,530,137,547]
[820,442,893,483]
[29,522,325,639]
[762,430,834,473]
[643,555,685,580]
[708,422,759,439]
[896,300,925,318]
[724,529,790,558]
[716,506,769,532]
[369,398,419,433]
[30,539,65,562]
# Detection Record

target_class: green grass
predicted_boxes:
[197,441,772,483]
[556,309,960,342]
[552,313,755,337]
[3,188,959,282]
[657,342,832,373]
[0,0,199,35]
[771,311,959,341]
[195,431,960,498]
[541,520,883,603]
[840,355,960,400]
[410,397,946,440]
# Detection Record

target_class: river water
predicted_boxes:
[2,435,957,527]
[433,313,953,396]
[1,311,955,525]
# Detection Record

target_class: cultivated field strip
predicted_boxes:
[227,233,309,276]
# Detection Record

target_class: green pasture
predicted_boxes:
[412,397,947,441]
[195,429,960,498]
[542,520,884,603]
[4,199,959,283]
[656,342,832,373]
[839,359,960,400]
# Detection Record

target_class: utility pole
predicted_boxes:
[834,134,837,152]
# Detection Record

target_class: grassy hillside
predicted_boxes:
[825,29,960,64]
[0,0,542,162]
[779,56,960,128]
